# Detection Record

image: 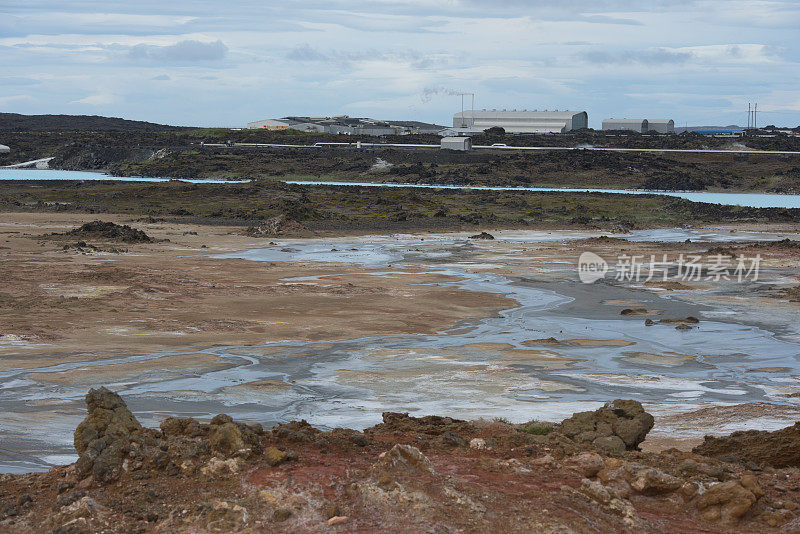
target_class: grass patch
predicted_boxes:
[519,421,553,435]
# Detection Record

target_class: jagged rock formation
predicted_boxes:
[558,399,655,452]
[65,221,151,243]
[2,390,798,532]
[693,422,800,468]
[74,387,143,482]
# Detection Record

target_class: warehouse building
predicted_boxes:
[452,109,588,134]
[602,118,675,134]
[646,119,675,134]
[246,119,292,130]
[602,119,649,133]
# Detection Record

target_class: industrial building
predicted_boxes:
[602,118,675,134]
[247,116,443,136]
[602,119,649,133]
[0,144,9,154]
[451,109,588,134]
[647,119,675,134]
[440,137,471,151]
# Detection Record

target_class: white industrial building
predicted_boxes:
[452,109,588,134]
[440,137,471,151]
[246,119,292,130]
[602,119,649,133]
[646,119,675,134]
[602,118,675,134]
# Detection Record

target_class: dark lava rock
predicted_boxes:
[208,414,263,458]
[66,220,151,243]
[558,399,654,451]
[74,387,143,482]
[246,214,308,236]
[693,422,800,468]
[469,231,495,240]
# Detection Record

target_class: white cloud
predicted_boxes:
[71,93,117,106]
[0,1,798,127]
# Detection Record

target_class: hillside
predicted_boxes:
[0,113,186,132]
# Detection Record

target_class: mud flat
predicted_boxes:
[1,213,799,473]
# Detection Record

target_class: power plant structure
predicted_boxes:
[451,109,588,134]
[602,118,675,134]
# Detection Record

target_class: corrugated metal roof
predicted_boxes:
[455,110,584,119]
[603,118,647,125]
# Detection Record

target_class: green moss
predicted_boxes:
[519,422,553,435]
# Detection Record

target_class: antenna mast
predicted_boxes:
[456,92,475,129]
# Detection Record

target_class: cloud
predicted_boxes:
[581,48,693,65]
[286,44,328,62]
[128,39,228,62]
[71,93,117,106]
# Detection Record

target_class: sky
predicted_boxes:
[1,1,799,128]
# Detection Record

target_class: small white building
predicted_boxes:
[440,137,471,151]
[453,109,588,134]
[0,144,9,153]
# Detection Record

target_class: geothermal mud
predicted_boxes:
[1,218,800,473]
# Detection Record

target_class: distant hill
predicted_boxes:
[0,113,187,131]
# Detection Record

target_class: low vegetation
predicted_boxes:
[1,179,797,231]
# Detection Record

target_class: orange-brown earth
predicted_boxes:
[0,213,514,358]
[2,389,800,533]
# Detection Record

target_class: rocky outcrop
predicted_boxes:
[208,414,262,458]
[4,391,798,533]
[246,214,308,236]
[469,231,495,240]
[558,399,654,452]
[693,422,800,468]
[696,475,764,523]
[73,387,143,482]
[65,221,151,243]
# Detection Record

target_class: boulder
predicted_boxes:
[469,232,495,240]
[73,387,142,482]
[208,414,262,458]
[559,399,654,451]
[696,479,762,523]
[375,444,435,475]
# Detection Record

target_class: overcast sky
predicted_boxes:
[2,1,799,128]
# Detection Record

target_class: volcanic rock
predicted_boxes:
[693,422,800,468]
[696,478,763,523]
[558,399,654,451]
[376,444,435,475]
[208,414,262,458]
[246,214,308,236]
[65,220,151,243]
[73,387,143,482]
[469,231,495,240]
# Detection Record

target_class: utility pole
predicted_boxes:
[456,92,475,128]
